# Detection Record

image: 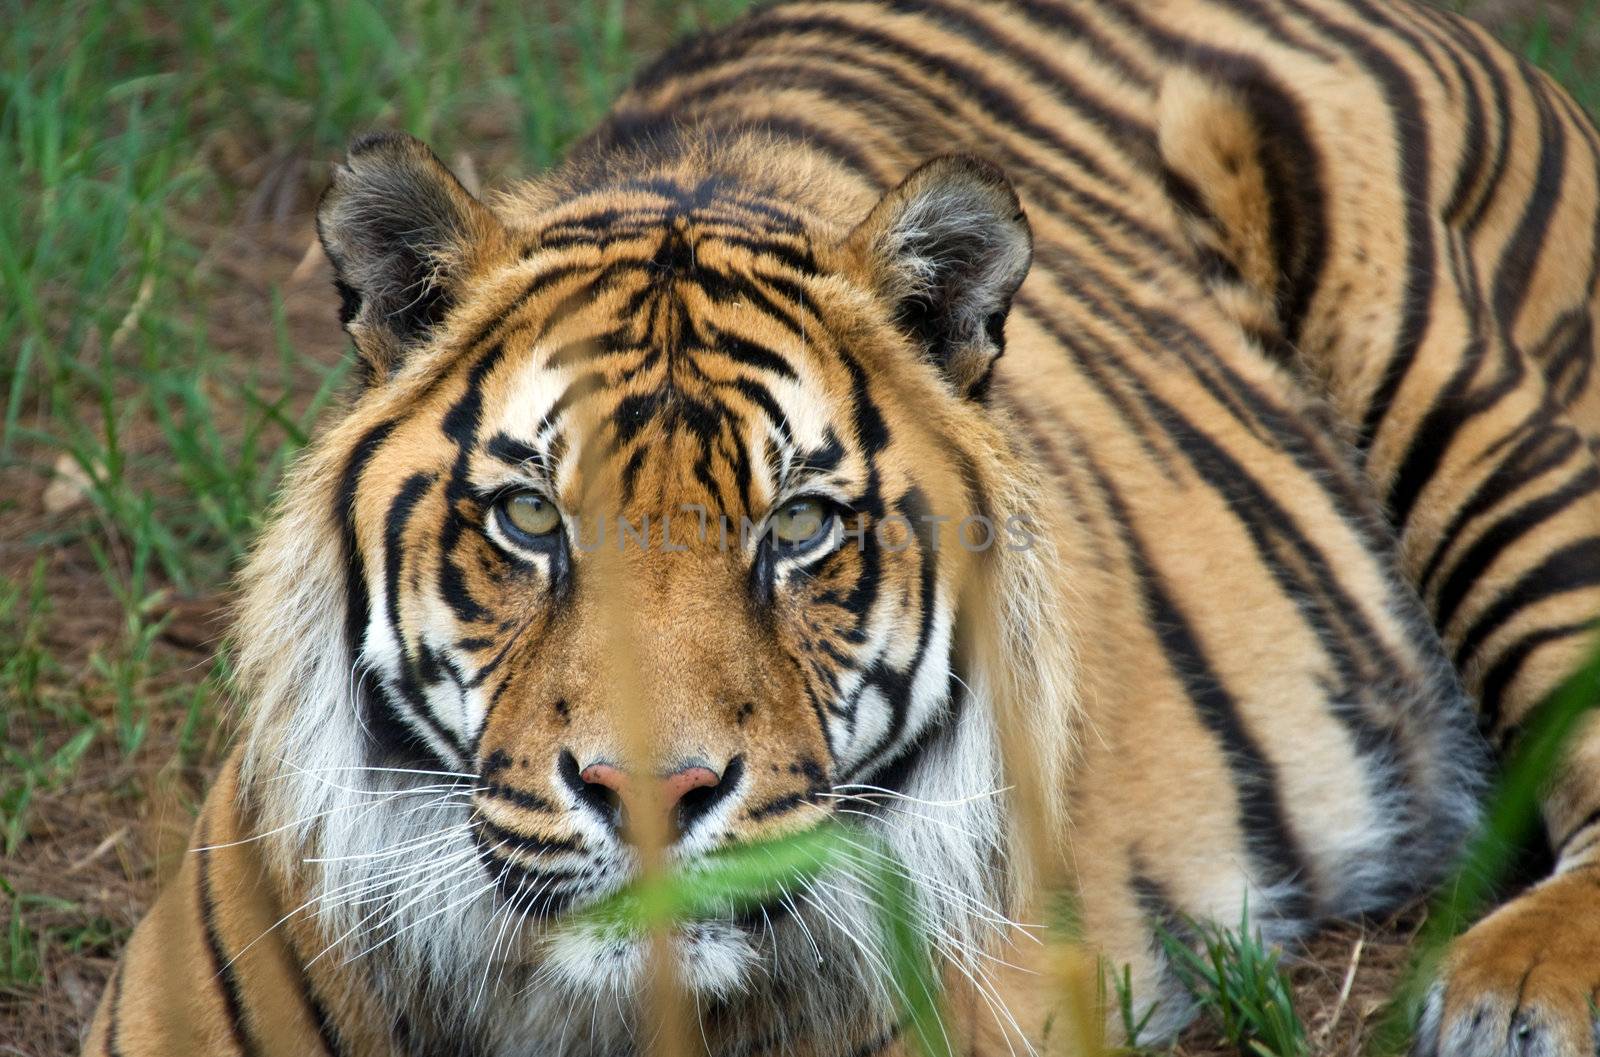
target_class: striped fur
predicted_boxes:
[86,1,1600,1055]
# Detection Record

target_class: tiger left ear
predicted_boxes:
[846,155,1033,400]
[317,132,509,384]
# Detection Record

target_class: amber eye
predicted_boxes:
[499,491,562,541]
[771,497,831,548]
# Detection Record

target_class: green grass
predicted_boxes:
[1158,907,1307,1057]
[1110,962,1164,1055]
[577,821,960,1057]
[0,562,94,859]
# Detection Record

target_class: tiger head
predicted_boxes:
[236,132,1078,1049]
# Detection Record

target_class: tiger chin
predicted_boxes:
[87,1,1600,1056]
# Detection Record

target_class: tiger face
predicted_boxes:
[263,133,1058,1019]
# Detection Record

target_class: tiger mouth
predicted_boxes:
[465,820,781,999]
[467,811,808,938]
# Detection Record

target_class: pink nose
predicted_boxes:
[579,762,720,810]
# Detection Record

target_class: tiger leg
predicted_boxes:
[82,753,385,1057]
[1401,323,1600,1049]
[1156,44,1600,1057]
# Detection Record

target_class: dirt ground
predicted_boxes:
[0,1,1592,1054]
[0,214,353,1055]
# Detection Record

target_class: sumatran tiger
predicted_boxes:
[83,0,1600,1054]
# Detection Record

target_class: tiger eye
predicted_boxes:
[502,492,561,538]
[772,498,828,545]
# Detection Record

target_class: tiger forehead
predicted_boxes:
[522,174,824,256]
[504,184,831,364]
[473,332,858,518]
[463,196,858,515]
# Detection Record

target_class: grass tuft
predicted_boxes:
[1158,904,1308,1057]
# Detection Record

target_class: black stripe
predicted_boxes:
[1282,4,1437,454]
[744,792,811,821]
[1478,620,1598,734]
[641,7,1131,190]
[1011,297,1178,477]
[1027,235,1389,557]
[1418,426,1583,593]
[480,782,558,814]
[1088,461,1313,919]
[1448,20,1517,235]
[845,488,942,771]
[275,914,353,1057]
[1540,310,1596,410]
[1381,218,1498,532]
[454,261,595,361]
[1024,274,1421,721]
[436,342,511,628]
[643,18,1187,269]
[852,669,966,794]
[1350,0,1454,94]
[1129,863,1193,949]
[1218,0,1342,60]
[1491,67,1567,327]
[883,0,1157,151]
[702,325,799,380]
[337,418,441,764]
[1417,9,1491,224]
[472,816,581,858]
[1433,465,1600,631]
[1555,806,1600,861]
[103,961,126,1057]
[197,823,262,1057]
[586,109,885,185]
[1012,0,1152,88]
[1455,538,1600,672]
[1181,53,1330,346]
[1118,373,1414,751]
[1143,0,1430,460]
[378,472,469,764]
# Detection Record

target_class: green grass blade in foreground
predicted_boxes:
[576,823,851,931]
[572,822,953,1057]
[1371,632,1600,1055]
[860,838,953,1057]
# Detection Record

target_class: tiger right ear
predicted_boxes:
[317,132,508,383]
[846,155,1033,401]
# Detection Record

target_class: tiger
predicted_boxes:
[83,0,1600,1054]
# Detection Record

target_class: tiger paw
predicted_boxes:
[1414,866,1600,1057]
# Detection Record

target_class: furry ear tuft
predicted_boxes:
[317,132,507,383]
[847,156,1033,400]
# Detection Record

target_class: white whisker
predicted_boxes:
[302,823,472,864]
[272,762,479,781]
[826,783,1010,808]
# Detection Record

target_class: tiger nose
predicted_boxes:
[578,762,719,805]
[578,760,725,838]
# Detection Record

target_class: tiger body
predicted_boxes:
[87,1,1600,1055]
